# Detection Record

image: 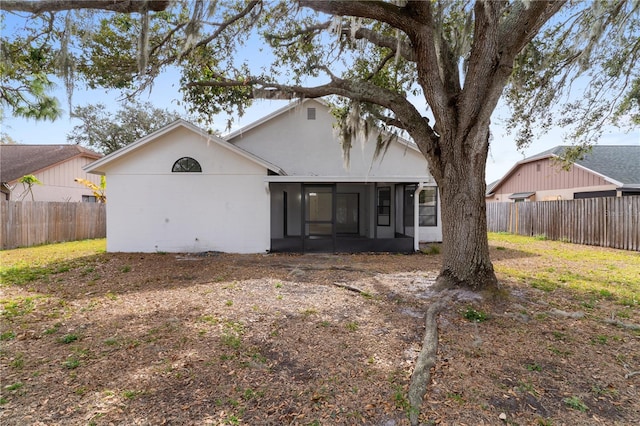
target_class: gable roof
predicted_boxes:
[225,98,423,155]
[84,119,286,176]
[225,100,311,140]
[488,145,640,195]
[0,144,102,183]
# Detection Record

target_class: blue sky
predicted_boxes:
[2,7,638,184]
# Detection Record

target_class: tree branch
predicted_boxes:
[457,1,566,141]
[296,0,488,147]
[299,0,417,35]
[189,1,261,54]
[353,27,415,62]
[500,0,568,56]
[187,73,437,145]
[368,109,405,130]
[130,1,262,96]
[268,21,416,62]
[0,0,170,13]
[366,51,395,81]
[410,2,452,128]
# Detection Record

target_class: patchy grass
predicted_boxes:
[489,233,640,305]
[58,333,79,344]
[563,395,589,412]
[463,307,489,322]
[1,296,38,319]
[1,236,638,425]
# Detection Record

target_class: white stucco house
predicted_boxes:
[84,99,442,253]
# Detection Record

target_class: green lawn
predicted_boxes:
[489,232,640,306]
[0,239,106,286]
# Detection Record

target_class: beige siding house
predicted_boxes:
[487,145,640,202]
[85,99,442,253]
[0,145,102,202]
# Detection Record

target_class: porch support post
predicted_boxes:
[264,181,271,252]
[332,184,337,253]
[300,183,305,252]
[414,182,425,252]
[373,182,377,240]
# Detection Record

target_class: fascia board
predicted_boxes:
[264,175,434,183]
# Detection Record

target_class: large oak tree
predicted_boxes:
[2,1,638,290]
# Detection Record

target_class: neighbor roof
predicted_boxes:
[530,145,640,184]
[0,144,102,183]
[488,145,640,195]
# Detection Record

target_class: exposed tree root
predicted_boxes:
[604,318,640,331]
[332,281,366,294]
[625,370,640,379]
[408,300,444,426]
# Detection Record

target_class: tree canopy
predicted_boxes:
[2,2,637,151]
[67,101,183,154]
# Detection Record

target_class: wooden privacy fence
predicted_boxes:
[486,196,640,251]
[0,201,106,250]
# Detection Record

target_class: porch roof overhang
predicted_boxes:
[264,175,435,184]
[508,191,536,199]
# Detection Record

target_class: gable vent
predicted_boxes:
[307,107,316,120]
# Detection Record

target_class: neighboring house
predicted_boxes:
[0,145,103,202]
[84,99,442,253]
[486,145,640,202]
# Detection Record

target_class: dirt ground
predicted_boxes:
[1,245,639,425]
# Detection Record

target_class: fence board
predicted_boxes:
[1,201,106,250]
[487,196,639,251]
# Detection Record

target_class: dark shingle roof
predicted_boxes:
[487,144,640,196]
[0,145,102,183]
[574,146,640,184]
[525,145,640,185]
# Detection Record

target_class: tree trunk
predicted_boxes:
[433,126,499,291]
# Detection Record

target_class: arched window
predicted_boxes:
[172,157,202,173]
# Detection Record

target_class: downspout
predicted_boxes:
[414,182,425,252]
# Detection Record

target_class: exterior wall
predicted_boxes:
[103,126,270,253]
[8,157,101,202]
[489,158,613,202]
[232,100,441,244]
[536,185,618,201]
[229,100,432,179]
